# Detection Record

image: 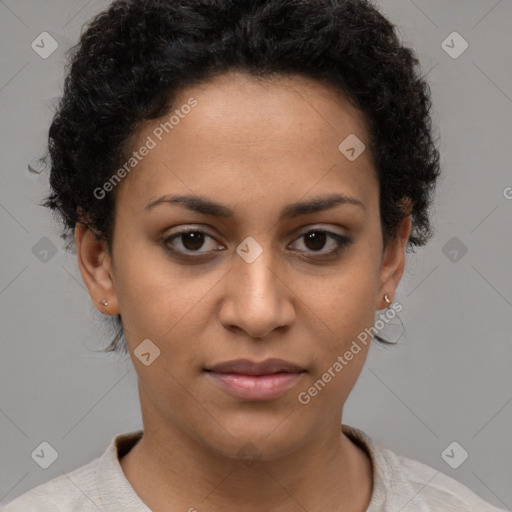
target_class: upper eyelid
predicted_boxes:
[165,224,347,241]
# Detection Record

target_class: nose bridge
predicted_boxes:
[234,235,281,303]
[220,234,294,338]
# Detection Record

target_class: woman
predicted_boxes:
[3,0,507,510]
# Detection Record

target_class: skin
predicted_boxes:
[75,70,411,511]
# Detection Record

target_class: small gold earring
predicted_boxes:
[383,293,391,305]
[100,299,108,307]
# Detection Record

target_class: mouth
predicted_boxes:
[204,358,306,401]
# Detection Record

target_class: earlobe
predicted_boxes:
[74,223,120,315]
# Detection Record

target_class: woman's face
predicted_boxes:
[79,71,410,460]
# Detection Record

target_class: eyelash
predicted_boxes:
[162,227,352,260]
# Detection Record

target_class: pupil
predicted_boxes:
[305,231,326,251]
[183,232,204,250]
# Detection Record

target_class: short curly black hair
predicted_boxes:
[39,0,441,354]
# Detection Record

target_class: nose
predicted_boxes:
[218,244,295,340]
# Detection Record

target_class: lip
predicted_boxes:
[206,358,305,375]
[204,358,306,401]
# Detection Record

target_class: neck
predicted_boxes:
[120,412,373,512]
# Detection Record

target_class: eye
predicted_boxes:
[162,226,352,259]
[289,228,352,258]
[163,228,222,255]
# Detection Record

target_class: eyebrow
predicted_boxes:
[144,193,366,220]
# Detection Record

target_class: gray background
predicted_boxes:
[1,0,511,509]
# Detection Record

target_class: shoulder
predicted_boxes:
[1,458,100,512]
[1,430,145,512]
[342,424,509,512]
[378,444,508,511]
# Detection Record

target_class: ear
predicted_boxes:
[377,199,412,310]
[75,223,120,315]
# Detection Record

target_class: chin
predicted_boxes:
[195,415,311,463]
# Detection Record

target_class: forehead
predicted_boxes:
[115,71,377,216]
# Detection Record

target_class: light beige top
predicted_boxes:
[2,424,508,511]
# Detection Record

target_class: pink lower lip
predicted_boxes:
[206,371,304,400]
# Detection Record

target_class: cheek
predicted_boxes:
[303,260,379,391]
[309,258,379,337]
[112,241,220,344]
[110,236,171,337]
[301,288,374,411]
